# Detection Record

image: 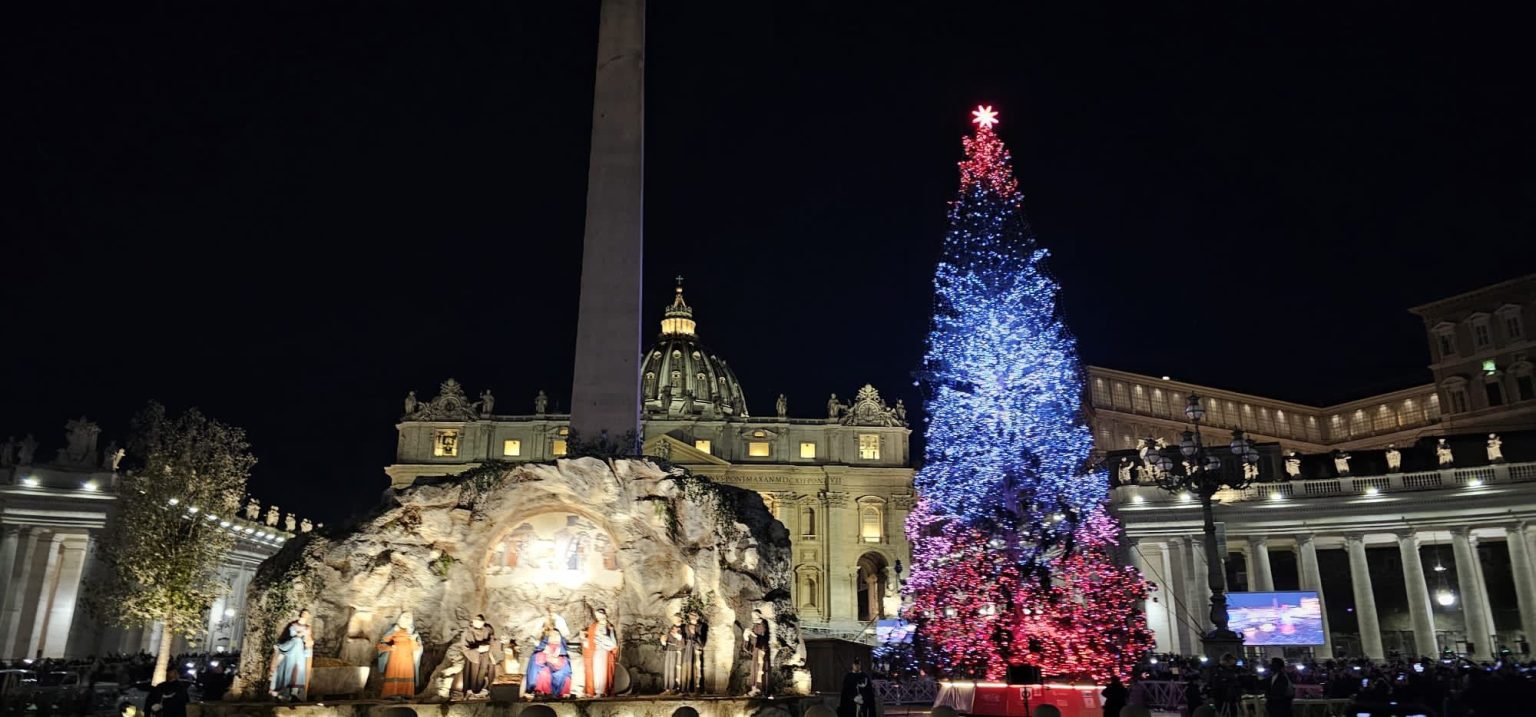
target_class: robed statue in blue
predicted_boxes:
[268,609,313,702]
[524,625,573,698]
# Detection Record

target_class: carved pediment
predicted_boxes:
[841,384,905,427]
[408,378,480,421]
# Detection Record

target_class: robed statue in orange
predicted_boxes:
[582,608,620,697]
[375,611,423,698]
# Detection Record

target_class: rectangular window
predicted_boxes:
[1091,378,1109,406]
[748,441,771,457]
[694,439,712,454]
[1473,321,1492,348]
[1110,382,1130,410]
[1506,315,1524,340]
[1439,333,1456,357]
[858,434,881,460]
[1349,410,1369,436]
[799,441,817,459]
[552,439,568,457]
[502,439,521,457]
[1131,385,1151,413]
[1486,381,1505,407]
[1448,389,1468,414]
[1517,375,1535,402]
[433,430,459,457]
[860,507,883,543]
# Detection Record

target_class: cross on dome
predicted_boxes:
[971,105,999,129]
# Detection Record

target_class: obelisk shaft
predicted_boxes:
[570,0,644,446]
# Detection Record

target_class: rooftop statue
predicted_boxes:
[58,416,101,466]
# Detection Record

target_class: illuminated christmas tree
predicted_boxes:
[904,106,1153,682]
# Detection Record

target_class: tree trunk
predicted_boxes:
[152,620,174,685]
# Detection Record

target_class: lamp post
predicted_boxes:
[1141,392,1260,657]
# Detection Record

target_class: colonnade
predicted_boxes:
[1131,523,1536,661]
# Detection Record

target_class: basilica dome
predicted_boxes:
[641,283,749,418]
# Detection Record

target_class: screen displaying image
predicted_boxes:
[1228,591,1325,646]
[875,619,915,644]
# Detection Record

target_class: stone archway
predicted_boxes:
[856,552,888,622]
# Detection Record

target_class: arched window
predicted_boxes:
[800,506,816,538]
[860,505,883,543]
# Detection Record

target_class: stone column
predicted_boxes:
[1451,527,1494,659]
[39,536,87,657]
[1129,539,1175,653]
[1470,535,1499,649]
[1250,536,1275,592]
[1345,534,1385,659]
[0,528,42,658]
[1296,535,1334,658]
[26,535,67,658]
[1397,530,1439,657]
[1506,524,1536,645]
[1165,536,1197,652]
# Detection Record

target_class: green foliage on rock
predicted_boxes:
[90,402,256,684]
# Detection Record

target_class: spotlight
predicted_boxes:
[21,477,40,487]
[1364,487,1379,497]
[82,481,99,491]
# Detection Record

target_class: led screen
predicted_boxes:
[1228,591,1325,646]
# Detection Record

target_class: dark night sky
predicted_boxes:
[4,2,1533,523]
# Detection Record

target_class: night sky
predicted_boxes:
[5,3,1532,523]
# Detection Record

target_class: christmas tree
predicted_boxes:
[904,106,1153,682]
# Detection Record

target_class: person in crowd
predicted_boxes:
[838,658,876,717]
[1101,675,1128,717]
[1263,657,1293,717]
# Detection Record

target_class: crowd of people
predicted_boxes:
[1120,652,1536,716]
[0,651,239,716]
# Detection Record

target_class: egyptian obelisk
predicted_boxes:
[570,0,645,447]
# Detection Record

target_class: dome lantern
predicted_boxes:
[660,275,697,337]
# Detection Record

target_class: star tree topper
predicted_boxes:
[971,104,998,129]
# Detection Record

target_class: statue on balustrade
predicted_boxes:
[478,390,495,417]
[582,608,619,697]
[284,513,297,532]
[245,498,261,521]
[268,608,313,702]
[1332,450,1351,477]
[1385,445,1402,472]
[0,436,13,467]
[265,506,280,527]
[1437,439,1455,467]
[1116,458,1134,486]
[1284,451,1302,479]
[300,518,313,533]
[404,391,419,416]
[776,393,788,418]
[460,614,500,699]
[376,611,423,699]
[534,390,549,415]
[827,394,844,420]
[18,434,37,465]
[1488,434,1505,463]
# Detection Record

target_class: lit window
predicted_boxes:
[799,441,817,459]
[748,441,771,457]
[1483,360,1498,375]
[502,439,521,457]
[860,505,883,543]
[858,434,881,460]
[552,439,568,457]
[694,439,712,454]
[433,430,459,457]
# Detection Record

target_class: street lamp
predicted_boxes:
[1141,392,1261,656]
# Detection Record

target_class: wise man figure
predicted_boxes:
[742,608,771,696]
[1332,450,1351,477]
[659,613,685,695]
[583,608,619,698]
[268,608,313,702]
[376,611,423,699]
[683,609,709,694]
[1437,438,1455,467]
[460,614,500,699]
